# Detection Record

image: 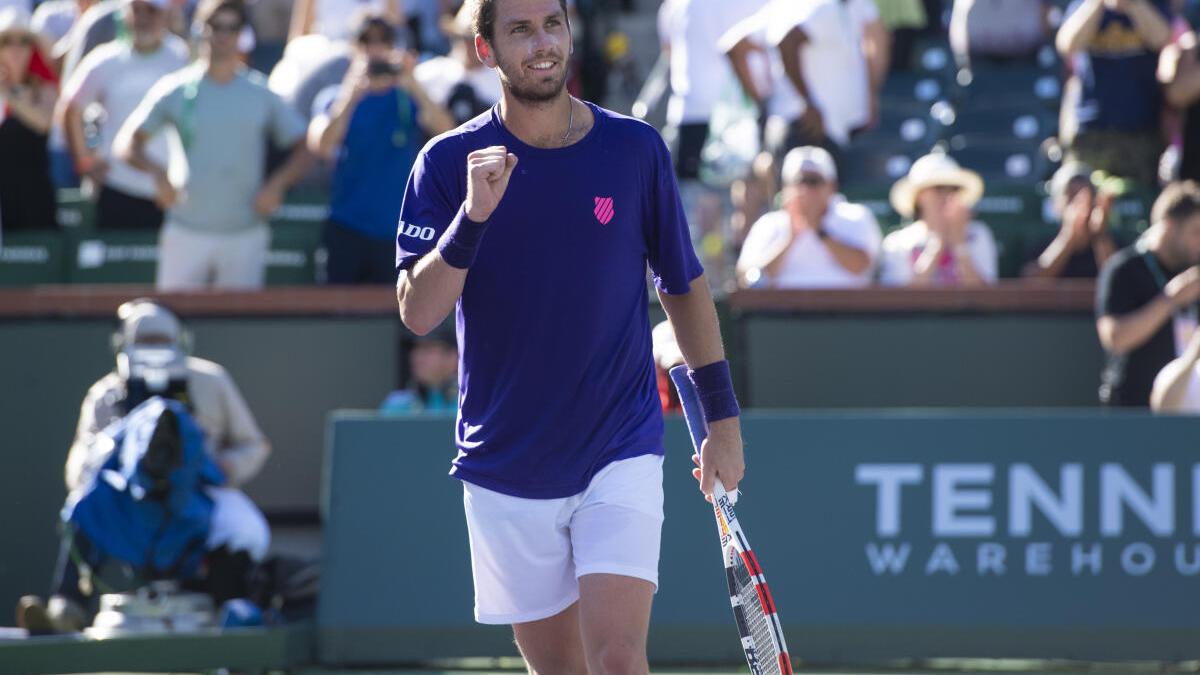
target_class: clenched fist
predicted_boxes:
[465,146,518,223]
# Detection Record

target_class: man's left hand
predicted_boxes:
[254,182,284,218]
[691,416,745,500]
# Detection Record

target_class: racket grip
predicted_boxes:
[669,365,708,450]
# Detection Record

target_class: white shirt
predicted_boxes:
[737,196,883,288]
[718,1,801,122]
[878,220,999,286]
[30,0,78,54]
[658,0,766,125]
[413,56,502,121]
[767,0,878,145]
[314,0,386,41]
[62,36,189,200]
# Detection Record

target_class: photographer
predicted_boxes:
[308,12,453,285]
[22,299,272,633]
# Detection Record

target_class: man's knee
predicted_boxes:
[587,638,647,675]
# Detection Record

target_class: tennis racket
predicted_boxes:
[669,365,792,675]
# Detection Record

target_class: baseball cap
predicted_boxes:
[781,146,837,185]
[121,302,181,346]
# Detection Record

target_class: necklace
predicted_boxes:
[560,98,574,144]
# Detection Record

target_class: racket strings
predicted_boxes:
[732,554,781,673]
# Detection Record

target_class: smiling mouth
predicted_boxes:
[527,60,557,72]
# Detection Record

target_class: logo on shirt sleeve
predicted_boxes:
[399,221,436,241]
[593,197,615,225]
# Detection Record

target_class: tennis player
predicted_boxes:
[395,0,743,672]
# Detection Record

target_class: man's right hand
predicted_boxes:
[153,171,178,210]
[797,105,825,140]
[1166,265,1200,308]
[465,146,518,222]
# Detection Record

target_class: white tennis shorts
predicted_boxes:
[462,453,665,625]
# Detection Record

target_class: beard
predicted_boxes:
[494,50,568,104]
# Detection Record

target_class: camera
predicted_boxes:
[367,59,399,77]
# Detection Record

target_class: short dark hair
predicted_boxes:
[470,0,569,43]
[194,0,248,29]
[1153,181,1200,227]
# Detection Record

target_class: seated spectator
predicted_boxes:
[769,0,889,159]
[413,2,500,126]
[116,0,312,291]
[0,6,58,234]
[950,0,1050,69]
[879,152,998,286]
[1097,180,1200,406]
[380,325,458,414]
[1160,29,1200,182]
[308,13,452,284]
[1023,162,1125,278]
[19,299,271,633]
[288,0,402,43]
[1151,324,1200,411]
[60,0,189,231]
[1057,0,1170,187]
[736,146,882,288]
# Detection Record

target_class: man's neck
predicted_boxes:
[132,38,163,55]
[205,57,239,83]
[498,90,575,148]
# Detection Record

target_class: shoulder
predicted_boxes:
[1100,244,1144,280]
[882,222,926,250]
[241,68,274,93]
[831,198,878,226]
[162,33,191,61]
[592,104,670,155]
[85,372,123,401]
[144,67,193,101]
[422,108,497,158]
[747,209,789,237]
[186,356,231,381]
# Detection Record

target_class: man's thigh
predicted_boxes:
[157,224,215,290]
[214,225,270,290]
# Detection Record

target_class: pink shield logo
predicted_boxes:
[593,197,615,225]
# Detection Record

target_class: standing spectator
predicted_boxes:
[1023,162,1124,278]
[1056,0,1171,187]
[879,152,998,286]
[61,0,188,231]
[1097,181,1200,406]
[1151,324,1200,410]
[413,2,500,126]
[770,0,890,159]
[657,0,764,180]
[736,146,882,288]
[288,0,402,43]
[1160,29,1200,181]
[308,12,452,284]
[950,0,1051,69]
[0,6,58,235]
[116,0,311,290]
[874,0,927,72]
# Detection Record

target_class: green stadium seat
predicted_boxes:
[949,143,1048,186]
[0,231,67,285]
[955,66,1061,111]
[881,72,948,109]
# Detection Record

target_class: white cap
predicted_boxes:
[781,146,837,185]
[120,301,181,346]
[889,152,984,219]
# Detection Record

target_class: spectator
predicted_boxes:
[950,0,1051,69]
[380,325,458,414]
[288,0,402,43]
[1160,28,1200,182]
[873,0,927,72]
[736,146,882,288]
[657,0,764,181]
[60,0,189,231]
[0,6,58,235]
[1151,324,1200,410]
[308,12,452,284]
[1056,0,1171,187]
[31,0,96,67]
[20,299,271,633]
[116,0,312,290]
[879,152,998,286]
[1097,180,1200,406]
[413,2,500,126]
[769,0,890,160]
[1022,162,1124,278]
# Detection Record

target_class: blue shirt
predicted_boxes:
[328,87,421,241]
[396,102,703,498]
[1066,0,1169,134]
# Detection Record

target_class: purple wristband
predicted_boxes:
[688,360,741,423]
[436,203,490,269]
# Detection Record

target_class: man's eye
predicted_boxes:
[547,18,561,27]
[512,25,527,33]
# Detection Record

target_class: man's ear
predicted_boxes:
[475,35,496,68]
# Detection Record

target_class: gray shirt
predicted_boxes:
[124,65,306,232]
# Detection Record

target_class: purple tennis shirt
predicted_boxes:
[395,102,703,499]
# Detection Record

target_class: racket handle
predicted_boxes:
[669,365,707,450]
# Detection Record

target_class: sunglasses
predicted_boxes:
[206,20,242,34]
[0,34,32,48]
[797,175,827,187]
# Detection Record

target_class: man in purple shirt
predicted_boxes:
[393,0,745,671]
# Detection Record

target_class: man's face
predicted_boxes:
[357,25,394,63]
[477,0,569,104]
[125,1,167,49]
[784,171,834,220]
[1169,213,1200,266]
[203,8,242,60]
[411,341,457,387]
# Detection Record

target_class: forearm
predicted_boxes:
[1057,0,1105,55]
[1029,233,1077,278]
[779,30,812,103]
[397,252,468,335]
[118,130,166,178]
[265,141,313,191]
[822,237,872,275]
[1151,352,1200,411]
[314,94,358,159]
[1127,0,1170,50]
[727,42,765,105]
[409,83,454,136]
[1091,233,1118,269]
[657,275,726,369]
[1099,294,1175,353]
[1166,63,1200,108]
[64,103,90,163]
[863,21,891,94]
[216,440,271,487]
